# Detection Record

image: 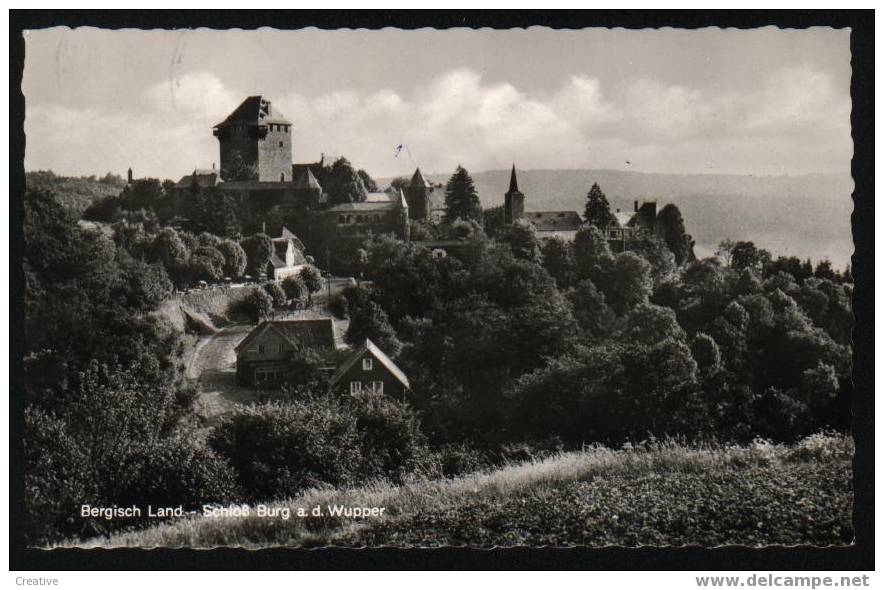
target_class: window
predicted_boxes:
[369,381,384,394]
[277,343,285,353]
[279,141,284,148]
[258,344,266,355]
[362,358,373,371]
[350,381,362,395]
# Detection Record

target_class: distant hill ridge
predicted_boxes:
[382,168,853,266]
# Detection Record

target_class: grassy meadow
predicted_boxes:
[68,433,853,549]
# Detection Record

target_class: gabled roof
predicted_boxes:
[397,188,408,209]
[293,167,322,191]
[235,319,337,354]
[280,226,306,250]
[215,96,291,127]
[270,238,308,268]
[614,211,634,227]
[329,339,410,390]
[524,211,583,232]
[364,191,396,203]
[408,168,430,188]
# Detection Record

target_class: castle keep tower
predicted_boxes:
[405,168,431,220]
[213,96,292,182]
[504,164,525,224]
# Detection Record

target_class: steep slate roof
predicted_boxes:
[327,201,400,213]
[614,211,635,227]
[507,164,522,195]
[293,167,322,190]
[235,319,337,354]
[524,211,583,232]
[364,191,396,203]
[329,338,410,390]
[408,168,431,188]
[270,238,308,268]
[280,226,306,250]
[215,96,291,127]
[176,169,221,189]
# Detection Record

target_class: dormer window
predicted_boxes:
[362,358,373,371]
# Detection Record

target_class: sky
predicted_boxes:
[23,26,852,181]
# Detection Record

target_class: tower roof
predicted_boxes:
[507,163,522,195]
[409,167,430,188]
[397,188,409,209]
[294,166,322,190]
[215,96,291,127]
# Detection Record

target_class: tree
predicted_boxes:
[730,241,771,273]
[656,204,695,266]
[602,251,653,316]
[623,303,686,345]
[150,228,190,285]
[567,279,619,339]
[814,260,838,282]
[573,224,613,281]
[281,275,306,302]
[583,182,617,228]
[236,287,274,323]
[389,176,410,193]
[216,239,247,279]
[186,189,241,238]
[691,332,722,373]
[357,169,378,192]
[496,219,542,264]
[541,237,578,289]
[189,246,226,282]
[298,266,323,301]
[325,157,367,205]
[262,281,287,307]
[240,233,273,278]
[443,165,482,224]
[120,178,164,211]
[345,301,402,357]
[223,149,258,181]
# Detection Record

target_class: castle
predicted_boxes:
[174,95,658,254]
[174,96,446,241]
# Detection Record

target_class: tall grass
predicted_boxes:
[65,433,853,549]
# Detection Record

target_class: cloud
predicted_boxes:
[24,66,851,180]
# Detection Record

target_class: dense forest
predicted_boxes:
[21,168,853,545]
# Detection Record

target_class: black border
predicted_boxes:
[9,9,874,571]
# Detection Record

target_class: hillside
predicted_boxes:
[25,170,126,215]
[388,169,854,266]
[71,434,852,549]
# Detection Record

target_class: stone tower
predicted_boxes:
[504,164,525,224]
[213,96,292,183]
[405,168,431,221]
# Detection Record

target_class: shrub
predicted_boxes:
[231,287,273,323]
[299,265,323,298]
[329,293,349,319]
[262,281,287,307]
[281,275,306,302]
[209,400,363,501]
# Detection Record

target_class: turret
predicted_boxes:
[405,168,431,221]
[504,164,525,224]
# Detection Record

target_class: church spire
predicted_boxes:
[508,163,519,194]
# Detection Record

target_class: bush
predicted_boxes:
[262,281,287,307]
[209,400,363,501]
[209,394,431,501]
[299,265,323,297]
[329,293,349,319]
[231,287,273,323]
[281,275,306,302]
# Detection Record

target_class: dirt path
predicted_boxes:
[189,324,283,422]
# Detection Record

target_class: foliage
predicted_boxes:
[262,281,288,307]
[443,166,483,224]
[216,239,247,279]
[656,203,695,266]
[233,287,274,323]
[240,233,273,278]
[298,265,323,298]
[189,246,226,282]
[281,275,307,302]
[497,219,542,264]
[324,157,368,205]
[185,188,242,238]
[541,237,578,289]
[583,182,617,228]
[345,300,402,357]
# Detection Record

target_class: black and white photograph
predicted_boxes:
[11,14,870,564]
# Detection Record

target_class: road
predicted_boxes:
[189,323,288,422]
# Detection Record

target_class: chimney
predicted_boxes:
[634,200,639,213]
[212,162,215,170]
